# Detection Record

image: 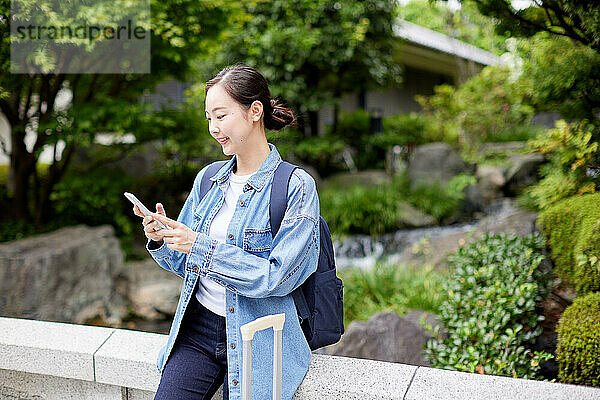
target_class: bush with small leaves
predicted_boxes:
[555,292,600,387]
[425,233,553,379]
[537,192,600,295]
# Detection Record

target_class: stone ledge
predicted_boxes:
[94,328,164,392]
[294,354,417,399]
[405,366,600,400]
[0,317,115,381]
[1,317,600,400]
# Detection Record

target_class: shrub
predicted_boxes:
[537,192,600,295]
[367,112,441,149]
[407,173,476,222]
[319,177,405,237]
[425,233,553,379]
[555,292,600,387]
[522,119,598,210]
[340,262,447,328]
[320,172,474,237]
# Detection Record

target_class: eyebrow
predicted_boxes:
[205,107,227,113]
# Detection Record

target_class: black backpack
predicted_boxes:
[199,160,344,350]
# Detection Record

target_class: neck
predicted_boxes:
[233,138,271,175]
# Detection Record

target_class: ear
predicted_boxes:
[249,100,263,122]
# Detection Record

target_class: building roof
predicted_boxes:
[393,19,503,66]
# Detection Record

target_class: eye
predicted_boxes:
[216,115,225,120]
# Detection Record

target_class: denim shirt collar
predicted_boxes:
[209,142,282,192]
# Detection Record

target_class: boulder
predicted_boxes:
[396,202,436,228]
[408,142,474,189]
[459,184,484,216]
[314,310,445,367]
[476,165,507,206]
[503,153,546,196]
[0,225,127,326]
[476,141,527,156]
[388,199,539,270]
[126,258,182,320]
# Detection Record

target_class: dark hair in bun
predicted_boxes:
[205,64,296,131]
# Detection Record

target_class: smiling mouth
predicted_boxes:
[217,137,229,144]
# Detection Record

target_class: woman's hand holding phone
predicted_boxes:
[133,203,168,243]
[151,213,199,255]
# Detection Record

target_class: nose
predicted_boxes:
[208,120,219,135]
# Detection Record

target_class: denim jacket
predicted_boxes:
[147,142,320,400]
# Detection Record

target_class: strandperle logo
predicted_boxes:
[10,0,150,74]
[14,20,147,43]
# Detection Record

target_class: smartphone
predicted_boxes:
[124,192,170,230]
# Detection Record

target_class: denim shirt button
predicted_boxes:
[229,307,234,313]
[230,343,236,349]
[227,233,234,240]
[239,200,245,207]
[232,379,238,386]
[192,265,198,273]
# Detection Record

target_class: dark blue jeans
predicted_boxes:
[154,294,229,400]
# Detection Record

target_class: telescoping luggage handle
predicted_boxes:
[240,313,286,400]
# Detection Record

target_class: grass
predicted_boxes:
[339,261,449,328]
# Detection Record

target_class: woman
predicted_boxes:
[133,64,321,400]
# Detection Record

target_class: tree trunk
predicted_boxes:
[10,149,35,221]
[35,144,75,226]
[307,110,319,137]
[333,102,339,135]
[9,122,37,221]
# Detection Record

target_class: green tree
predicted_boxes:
[415,63,536,156]
[198,0,403,136]
[448,0,600,53]
[398,0,508,55]
[0,0,237,224]
[434,0,600,123]
[513,31,600,123]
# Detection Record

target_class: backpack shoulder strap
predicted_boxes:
[269,160,297,238]
[199,160,228,200]
[269,160,312,323]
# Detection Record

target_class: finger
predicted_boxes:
[156,203,166,217]
[142,215,154,226]
[133,205,144,218]
[152,212,181,229]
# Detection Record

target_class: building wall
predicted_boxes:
[318,66,454,135]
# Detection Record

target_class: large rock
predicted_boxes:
[126,258,182,320]
[0,225,128,326]
[408,143,474,189]
[503,153,546,195]
[314,310,445,367]
[476,141,527,156]
[397,202,436,228]
[476,165,507,206]
[388,199,539,270]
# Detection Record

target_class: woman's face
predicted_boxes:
[205,84,262,156]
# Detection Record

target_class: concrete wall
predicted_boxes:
[1,317,599,400]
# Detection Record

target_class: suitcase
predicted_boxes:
[239,313,286,400]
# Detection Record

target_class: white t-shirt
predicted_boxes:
[195,169,252,316]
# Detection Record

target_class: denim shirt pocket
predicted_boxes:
[243,227,272,257]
